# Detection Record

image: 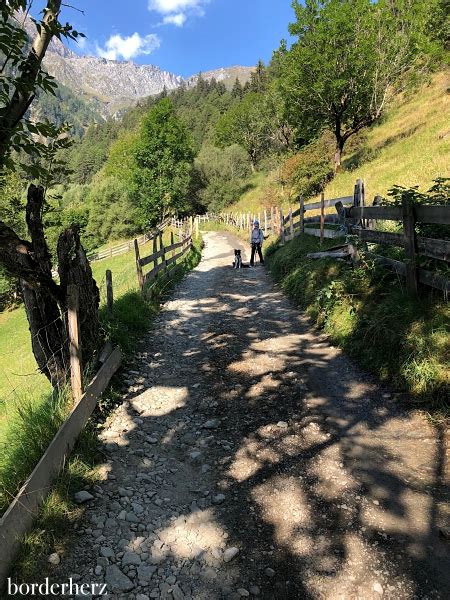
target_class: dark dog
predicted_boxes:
[232,249,242,269]
[232,249,250,269]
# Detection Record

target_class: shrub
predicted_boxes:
[277,131,335,200]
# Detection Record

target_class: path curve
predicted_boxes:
[54,231,449,599]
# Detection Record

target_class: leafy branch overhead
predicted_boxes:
[0,0,84,177]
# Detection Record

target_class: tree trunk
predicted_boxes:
[0,184,100,387]
[334,137,346,173]
[21,185,68,386]
[57,225,100,366]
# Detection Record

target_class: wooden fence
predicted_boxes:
[200,178,449,296]
[134,219,195,294]
[86,217,171,263]
[0,215,200,587]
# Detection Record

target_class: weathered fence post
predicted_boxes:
[289,207,294,240]
[320,192,325,244]
[402,196,418,296]
[299,197,305,234]
[106,270,113,315]
[152,235,158,277]
[279,208,285,244]
[159,231,166,273]
[264,209,268,234]
[67,284,83,403]
[134,239,144,292]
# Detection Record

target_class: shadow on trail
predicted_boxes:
[93,233,448,599]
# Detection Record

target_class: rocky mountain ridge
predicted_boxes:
[22,13,254,117]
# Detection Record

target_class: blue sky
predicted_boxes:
[34,0,296,77]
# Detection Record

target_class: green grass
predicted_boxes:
[323,72,450,201]
[265,235,449,414]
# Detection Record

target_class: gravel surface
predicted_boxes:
[50,232,449,599]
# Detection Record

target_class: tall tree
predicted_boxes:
[215,92,274,171]
[280,0,432,171]
[249,60,268,93]
[132,98,195,225]
[231,78,244,100]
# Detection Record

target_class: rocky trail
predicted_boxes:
[52,232,449,600]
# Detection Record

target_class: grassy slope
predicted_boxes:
[265,236,449,413]
[229,72,450,214]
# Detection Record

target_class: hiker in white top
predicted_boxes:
[250,220,264,266]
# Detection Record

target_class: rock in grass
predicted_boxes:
[105,564,135,592]
[223,547,239,563]
[74,490,94,504]
[212,494,226,505]
[373,582,384,595]
[48,553,60,565]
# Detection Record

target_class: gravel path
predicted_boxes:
[53,232,449,599]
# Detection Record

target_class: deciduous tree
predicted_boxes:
[280,0,433,171]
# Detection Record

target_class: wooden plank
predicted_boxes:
[351,206,402,221]
[134,239,144,292]
[140,247,165,267]
[304,228,343,239]
[299,198,305,234]
[366,252,406,274]
[418,269,450,293]
[320,192,325,244]
[280,208,285,244]
[106,270,113,314]
[355,228,404,246]
[289,207,294,238]
[402,198,418,295]
[0,347,122,588]
[354,228,450,262]
[416,205,450,225]
[304,195,354,211]
[366,252,449,292]
[67,285,83,403]
[417,237,450,262]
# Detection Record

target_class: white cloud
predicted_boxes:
[97,32,161,61]
[148,0,209,27]
[162,13,187,27]
[149,0,204,13]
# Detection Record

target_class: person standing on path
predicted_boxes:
[250,219,264,266]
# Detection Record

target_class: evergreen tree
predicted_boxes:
[250,60,268,93]
[231,78,244,100]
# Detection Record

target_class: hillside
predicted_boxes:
[229,71,450,213]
